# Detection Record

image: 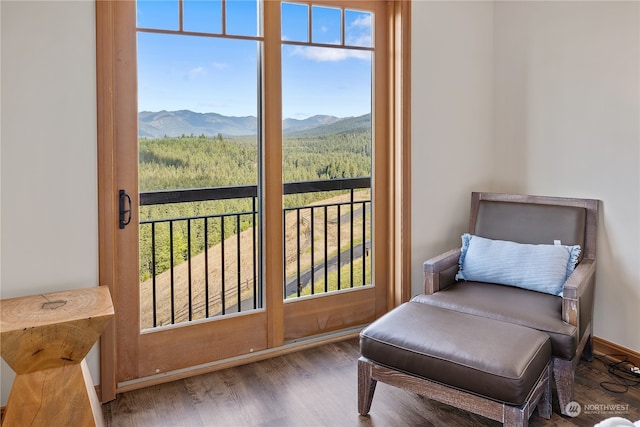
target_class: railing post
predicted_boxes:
[204,217,209,318]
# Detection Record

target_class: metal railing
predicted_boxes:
[139,177,371,329]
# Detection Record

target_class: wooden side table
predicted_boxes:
[0,286,114,427]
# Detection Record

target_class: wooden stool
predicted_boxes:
[0,286,114,427]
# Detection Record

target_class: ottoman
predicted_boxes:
[359,302,552,427]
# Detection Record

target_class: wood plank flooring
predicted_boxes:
[103,338,640,427]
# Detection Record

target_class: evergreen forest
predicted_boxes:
[138,124,372,283]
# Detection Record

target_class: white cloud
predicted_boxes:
[290,45,370,62]
[346,34,372,48]
[346,14,372,47]
[351,15,372,29]
[186,66,206,80]
[211,62,229,70]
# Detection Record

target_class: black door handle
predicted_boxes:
[119,189,132,229]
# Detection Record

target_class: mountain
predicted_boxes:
[286,113,371,137]
[138,110,257,138]
[138,110,370,138]
[282,115,342,134]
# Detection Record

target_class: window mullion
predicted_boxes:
[262,0,285,348]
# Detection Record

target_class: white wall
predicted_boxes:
[492,1,640,352]
[412,0,640,354]
[0,0,99,406]
[410,1,495,292]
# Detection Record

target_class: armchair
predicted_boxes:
[416,192,599,415]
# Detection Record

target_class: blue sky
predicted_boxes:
[136,0,372,119]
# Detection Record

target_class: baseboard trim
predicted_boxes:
[593,336,640,367]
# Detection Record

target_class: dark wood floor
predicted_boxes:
[103,338,640,427]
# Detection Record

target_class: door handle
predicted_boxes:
[119,189,132,229]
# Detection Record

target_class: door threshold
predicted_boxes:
[115,325,365,396]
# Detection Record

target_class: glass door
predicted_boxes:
[115,0,270,383]
[279,1,389,341]
[103,0,389,387]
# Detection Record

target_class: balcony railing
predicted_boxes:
[139,177,371,330]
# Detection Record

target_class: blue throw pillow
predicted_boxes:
[455,234,581,296]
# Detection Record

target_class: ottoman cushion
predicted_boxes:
[360,302,551,405]
[411,282,577,359]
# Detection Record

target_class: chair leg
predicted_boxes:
[537,363,552,419]
[358,357,377,415]
[553,357,574,416]
[503,406,526,427]
[581,335,594,362]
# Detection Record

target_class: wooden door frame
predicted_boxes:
[96,0,411,403]
[391,0,412,309]
[97,0,138,402]
[96,0,118,402]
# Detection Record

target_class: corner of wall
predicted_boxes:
[410,1,496,295]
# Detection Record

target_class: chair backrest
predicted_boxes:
[469,192,599,260]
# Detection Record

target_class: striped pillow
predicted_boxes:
[455,234,581,296]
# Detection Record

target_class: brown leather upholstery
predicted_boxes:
[412,282,577,359]
[360,302,551,405]
[475,201,586,253]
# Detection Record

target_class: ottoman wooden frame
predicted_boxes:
[358,357,551,427]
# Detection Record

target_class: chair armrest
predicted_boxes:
[423,248,460,294]
[562,259,596,327]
